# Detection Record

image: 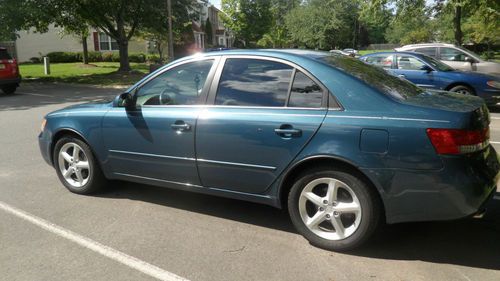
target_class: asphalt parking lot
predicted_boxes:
[1,83,499,281]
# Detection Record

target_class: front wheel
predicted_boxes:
[288,167,381,251]
[449,85,474,95]
[53,136,107,194]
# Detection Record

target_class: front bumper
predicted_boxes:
[362,145,499,224]
[38,132,52,166]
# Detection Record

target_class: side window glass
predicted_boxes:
[288,71,323,108]
[215,58,293,107]
[439,47,467,61]
[415,47,436,57]
[396,55,426,70]
[135,60,214,106]
[365,55,393,69]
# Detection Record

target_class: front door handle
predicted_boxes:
[275,125,302,138]
[398,74,406,78]
[171,120,191,131]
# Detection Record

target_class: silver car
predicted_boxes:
[396,43,500,77]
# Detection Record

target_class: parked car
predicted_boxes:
[0,47,21,94]
[342,48,358,55]
[359,51,500,105]
[39,50,499,251]
[330,49,355,57]
[395,43,500,76]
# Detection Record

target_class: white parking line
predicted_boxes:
[18,92,55,97]
[491,117,500,120]
[490,141,500,144]
[0,200,188,281]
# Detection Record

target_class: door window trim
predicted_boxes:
[206,55,339,110]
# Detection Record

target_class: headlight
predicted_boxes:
[41,118,47,132]
[487,80,500,89]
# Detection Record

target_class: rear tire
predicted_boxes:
[53,136,107,194]
[1,84,17,94]
[449,85,474,95]
[288,167,381,251]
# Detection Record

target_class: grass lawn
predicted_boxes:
[358,49,392,55]
[19,62,150,86]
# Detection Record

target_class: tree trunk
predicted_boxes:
[82,35,89,64]
[117,40,131,72]
[454,5,463,45]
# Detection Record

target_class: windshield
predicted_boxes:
[422,55,454,71]
[320,54,425,100]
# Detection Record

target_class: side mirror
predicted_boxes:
[420,65,433,73]
[465,56,477,64]
[118,91,135,109]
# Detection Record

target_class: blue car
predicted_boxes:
[39,50,499,251]
[359,51,500,105]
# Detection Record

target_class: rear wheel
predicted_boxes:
[1,84,17,94]
[53,136,107,194]
[288,167,381,251]
[449,85,474,95]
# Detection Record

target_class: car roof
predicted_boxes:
[360,51,424,57]
[397,43,456,49]
[183,49,332,62]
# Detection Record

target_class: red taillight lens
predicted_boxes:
[426,128,489,155]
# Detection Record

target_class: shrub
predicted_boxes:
[46,52,80,63]
[129,52,146,63]
[146,54,161,64]
[29,57,41,63]
[86,51,102,62]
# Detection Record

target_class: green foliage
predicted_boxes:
[384,0,433,44]
[44,51,147,63]
[221,0,273,47]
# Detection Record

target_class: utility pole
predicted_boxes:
[167,0,174,60]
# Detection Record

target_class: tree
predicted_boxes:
[205,17,213,47]
[221,0,273,47]
[384,0,433,44]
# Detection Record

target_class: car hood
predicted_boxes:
[46,101,112,117]
[403,90,484,113]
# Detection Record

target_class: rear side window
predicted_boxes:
[0,49,12,60]
[414,47,437,58]
[215,58,293,107]
[288,71,323,108]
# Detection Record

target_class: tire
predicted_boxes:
[449,85,474,95]
[1,84,17,94]
[53,136,107,194]
[288,167,381,251]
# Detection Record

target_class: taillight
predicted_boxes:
[426,128,489,155]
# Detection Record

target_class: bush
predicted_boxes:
[44,51,149,63]
[146,54,161,64]
[46,52,80,63]
[129,52,146,63]
[29,57,41,63]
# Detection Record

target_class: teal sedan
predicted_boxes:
[39,50,499,251]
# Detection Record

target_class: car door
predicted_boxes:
[439,47,476,72]
[102,58,219,186]
[393,54,439,90]
[195,57,328,194]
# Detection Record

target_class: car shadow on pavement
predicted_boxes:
[353,193,500,270]
[100,182,500,270]
[99,181,296,233]
[0,83,123,111]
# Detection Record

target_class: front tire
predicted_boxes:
[53,136,107,194]
[449,85,474,95]
[288,167,381,251]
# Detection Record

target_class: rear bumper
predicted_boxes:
[0,77,21,86]
[362,145,499,224]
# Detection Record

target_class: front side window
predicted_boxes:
[364,55,393,69]
[396,55,426,70]
[439,47,467,61]
[215,58,293,107]
[289,71,323,108]
[135,60,214,106]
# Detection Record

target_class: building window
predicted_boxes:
[99,33,119,51]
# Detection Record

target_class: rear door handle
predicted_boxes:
[274,125,302,138]
[398,74,406,78]
[171,120,191,131]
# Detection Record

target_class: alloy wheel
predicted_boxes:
[58,142,91,188]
